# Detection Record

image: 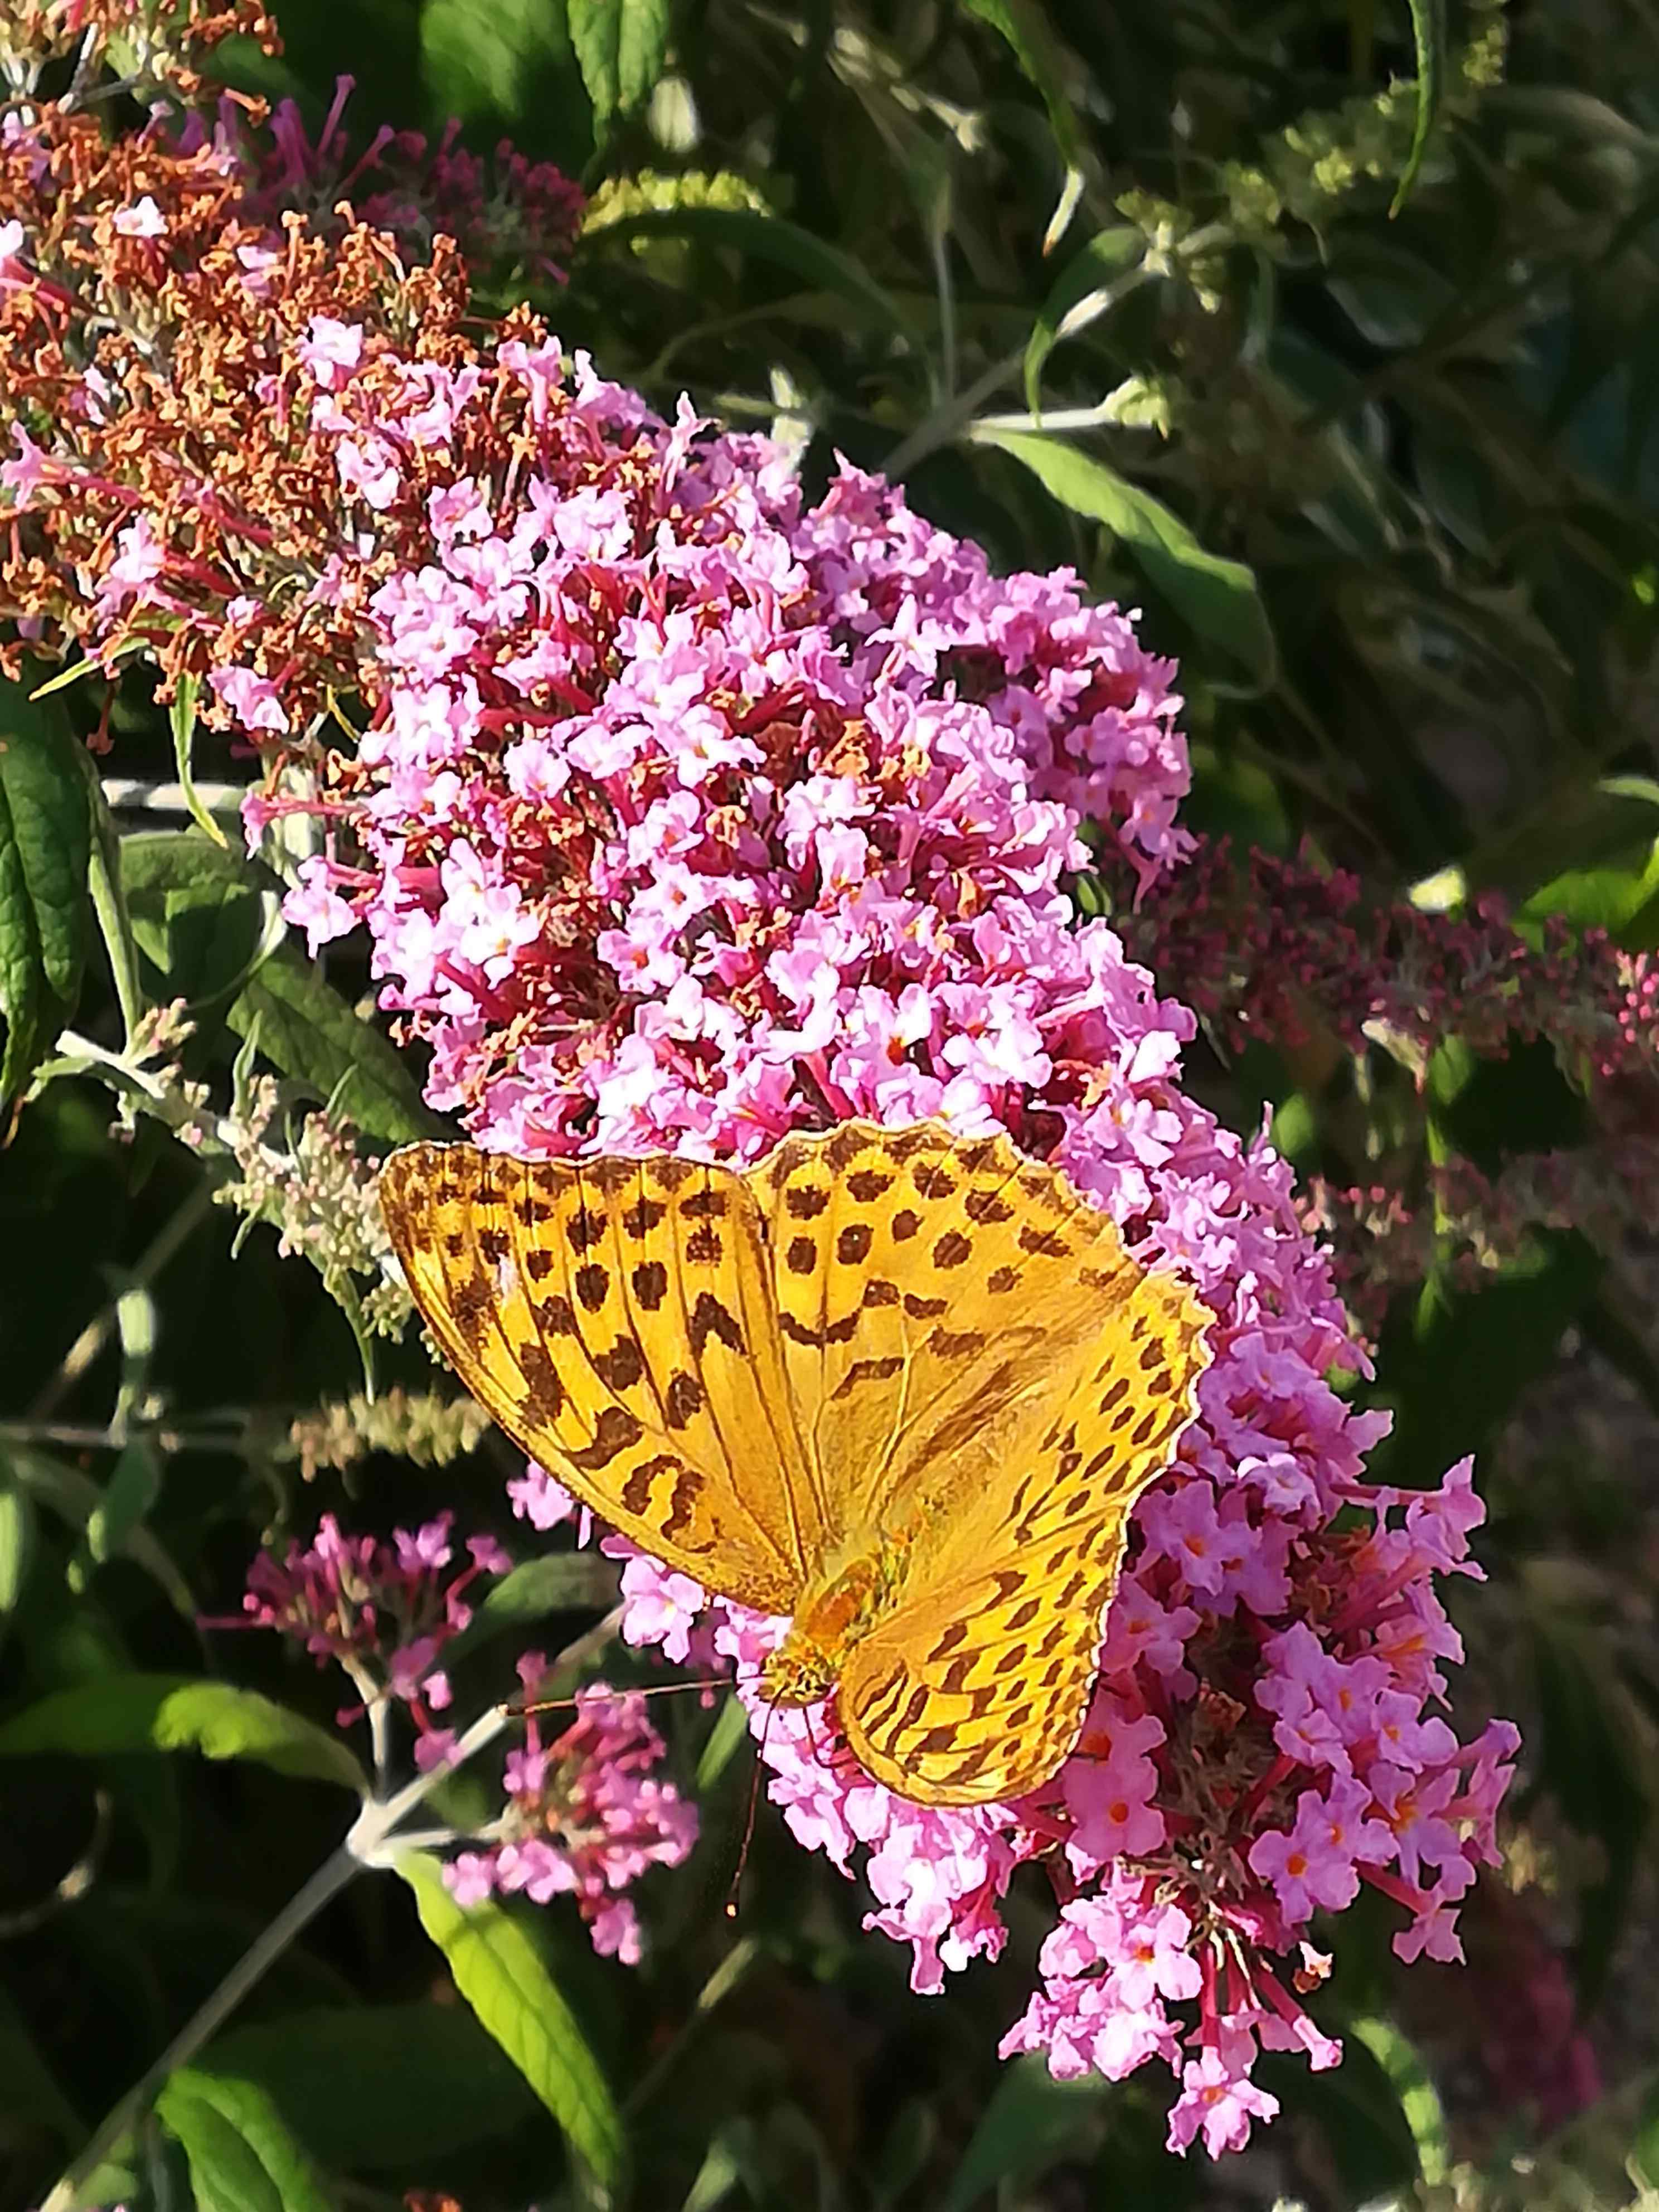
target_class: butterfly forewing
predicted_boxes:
[838,1262,1212,1804]
[379,1144,818,1614]
[755,1123,1141,1541]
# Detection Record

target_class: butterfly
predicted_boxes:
[379,1120,1212,1807]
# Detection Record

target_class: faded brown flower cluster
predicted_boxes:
[1,0,277,104]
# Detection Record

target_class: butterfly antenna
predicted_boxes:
[725,1697,774,1922]
[505,1677,726,1720]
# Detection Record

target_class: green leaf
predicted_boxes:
[419,0,591,161]
[86,1438,162,1565]
[121,829,272,1006]
[5,1442,193,1618]
[1530,1613,1650,2001]
[0,1675,367,1793]
[0,1475,36,1616]
[568,0,668,125]
[226,944,439,1147]
[1022,225,1144,412]
[156,2069,333,2212]
[695,1691,750,1793]
[399,1851,624,2191]
[1468,777,1659,928]
[962,0,1085,250]
[79,749,144,1043]
[972,429,1275,681]
[448,1553,621,1661]
[1370,1230,1602,1485]
[171,674,229,848]
[941,2056,1102,2211]
[1348,2017,1450,2184]
[1633,2072,1659,2191]
[199,2003,539,2170]
[0,678,91,1103]
[120,831,436,1142]
[588,208,915,343]
[0,1982,83,2146]
[1390,0,1447,216]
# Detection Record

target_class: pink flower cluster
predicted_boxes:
[222,1510,508,1768]
[447,1660,697,1962]
[210,323,1520,2150]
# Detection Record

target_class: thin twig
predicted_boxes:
[30,1184,217,1420]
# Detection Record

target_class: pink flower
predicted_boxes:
[284,856,358,952]
[445,1680,697,1956]
[211,664,290,735]
[298,316,366,389]
[112,196,167,239]
[1167,2048,1281,2157]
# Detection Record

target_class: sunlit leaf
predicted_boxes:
[972,428,1275,680]
[568,0,668,125]
[0,1675,367,1793]
[399,1851,625,2192]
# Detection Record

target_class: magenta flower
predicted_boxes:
[444,1663,697,1960]
[214,1510,508,1767]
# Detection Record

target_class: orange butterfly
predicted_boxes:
[380,1120,1211,1805]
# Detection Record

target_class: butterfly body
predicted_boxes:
[380,1120,1212,1806]
[760,1532,910,1706]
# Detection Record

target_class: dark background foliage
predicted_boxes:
[7,1,1659,2207]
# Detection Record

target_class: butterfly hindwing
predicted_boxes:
[840,1261,1213,1804]
[380,1144,820,1614]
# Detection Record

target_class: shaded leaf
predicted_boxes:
[962,0,1084,249]
[941,2055,1101,2211]
[120,831,436,1141]
[0,678,91,1102]
[156,2069,332,2212]
[5,1443,193,1618]
[449,1552,622,1661]
[0,1982,83,2145]
[200,2003,540,2170]
[399,1851,624,2192]
[1022,225,1143,410]
[587,208,914,341]
[227,944,439,1146]
[0,1675,366,1793]
[86,1438,162,1566]
[973,429,1275,679]
[121,829,270,1006]
[419,0,591,161]
[1530,1612,1650,2001]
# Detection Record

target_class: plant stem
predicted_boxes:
[31,1183,217,1420]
